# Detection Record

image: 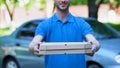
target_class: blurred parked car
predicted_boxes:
[0,18,120,68]
[84,17,120,68]
[0,19,45,68]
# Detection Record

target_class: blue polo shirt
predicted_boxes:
[35,13,93,68]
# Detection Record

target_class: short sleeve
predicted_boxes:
[81,19,93,37]
[35,21,48,38]
[79,18,93,38]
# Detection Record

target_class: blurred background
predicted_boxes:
[0,0,120,35]
[0,0,120,68]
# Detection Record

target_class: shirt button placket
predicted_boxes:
[62,23,67,41]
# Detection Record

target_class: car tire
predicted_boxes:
[3,58,20,68]
[87,63,103,68]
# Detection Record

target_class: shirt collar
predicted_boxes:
[52,13,74,23]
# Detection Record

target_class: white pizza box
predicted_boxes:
[39,42,92,55]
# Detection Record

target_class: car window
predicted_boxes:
[16,20,41,40]
[17,30,34,40]
[23,22,38,30]
[85,19,119,39]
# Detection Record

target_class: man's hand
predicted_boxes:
[86,53,94,56]
[85,34,100,56]
[90,42,97,53]
[34,42,41,57]
[86,42,95,56]
[29,35,43,56]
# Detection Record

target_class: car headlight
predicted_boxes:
[115,55,120,63]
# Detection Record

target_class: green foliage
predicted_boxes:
[23,0,46,10]
[71,0,87,5]
[106,22,120,31]
[70,0,110,5]
[39,0,46,10]
[0,0,20,7]
[102,0,109,4]
[70,0,119,5]
[7,0,19,7]
[0,0,5,5]
[24,0,36,10]
[96,0,119,4]
[0,27,11,36]
[10,0,18,4]
[114,0,120,5]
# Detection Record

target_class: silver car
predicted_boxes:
[0,18,120,68]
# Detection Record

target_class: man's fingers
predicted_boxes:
[88,41,97,52]
[38,43,40,49]
[33,43,41,57]
[34,48,41,56]
[34,50,39,53]
[34,51,41,57]
[34,49,40,54]
[86,53,94,56]
[88,41,92,46]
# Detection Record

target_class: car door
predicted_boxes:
[0,42,5,68]
[13,22,44,68]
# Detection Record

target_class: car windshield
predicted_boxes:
[85,19,119,39]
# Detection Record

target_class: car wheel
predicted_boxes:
[87,63,102,68]
[3,58,19,68]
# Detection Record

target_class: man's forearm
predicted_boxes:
[29,35,43,54]
[86,34,100,52]
[29,42,36,54]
